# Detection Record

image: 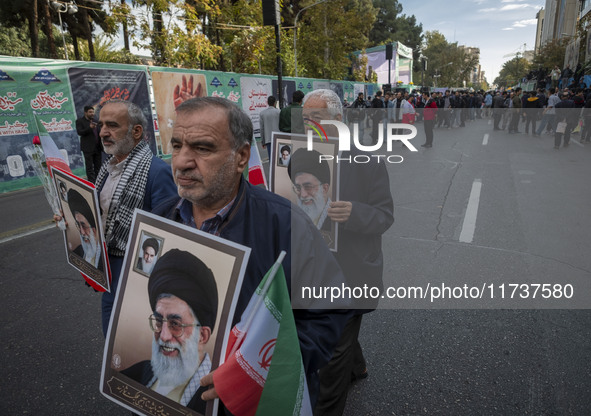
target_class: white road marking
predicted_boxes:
[459,179,482,243]
[0,224,54,245]
[482,134,489,146]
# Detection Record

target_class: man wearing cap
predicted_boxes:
[67,188,102,269]
[152,97,350,410]
[136,238,160,274]
[123,249,217,414]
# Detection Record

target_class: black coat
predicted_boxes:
[75,116,101,154]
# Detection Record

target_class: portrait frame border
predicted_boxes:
[100,210,250,416]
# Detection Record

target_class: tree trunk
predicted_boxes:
[41,0,57,58]
[121,0,129,51]
[78,3,95,61]
[29,0,39,57]
[72,33,80,61]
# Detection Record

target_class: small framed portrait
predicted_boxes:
[51,166,110,292]
[269,133,340,251]
[276,143,292,167]
[101,211,249,416]
[133,231,164,277]
[57,180,68,202]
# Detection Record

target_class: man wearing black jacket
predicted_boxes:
[302,89,394,416]
[76,105,102,183]
[554,92,577,149]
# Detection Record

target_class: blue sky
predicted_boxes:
[399,0,546,83]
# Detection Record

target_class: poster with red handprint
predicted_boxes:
[151,71,207,154]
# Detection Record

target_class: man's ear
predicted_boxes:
[322,183,330,195]
[132,125,143,141]
[199,327,212,345]
[236,143,251,174]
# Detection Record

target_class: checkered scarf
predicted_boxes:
[96,140,152,257]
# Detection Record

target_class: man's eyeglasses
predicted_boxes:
[149,314,200,338]
[292,183,320,195]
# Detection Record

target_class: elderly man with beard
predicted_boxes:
[123,249,217,414]
[137,237,159,274]
[93,100,177,335]
[288,148,331,228]
[151,96,350,412]
[301,89,394,416]
[67,189,102,269]
[55,100,177,335]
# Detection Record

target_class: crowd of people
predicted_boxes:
[332,75,591,150]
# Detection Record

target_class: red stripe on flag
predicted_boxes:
[214,350,264,416]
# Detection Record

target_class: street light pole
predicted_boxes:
[294,0,328,77]
[50,1,78,60]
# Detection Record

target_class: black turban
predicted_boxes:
[280,145,291,154]
[67,189,96,228]
[287,148,330,185]
[142,237,159,253]
[148,249,218,331]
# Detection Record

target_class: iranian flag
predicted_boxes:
[33,112,71,174]
[214,252,312,416]
[243,142,268,189]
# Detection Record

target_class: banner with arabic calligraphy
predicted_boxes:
[0,56,379,193]
[67,67,157,155]
[240,76,273,137]
[0,63,83,193]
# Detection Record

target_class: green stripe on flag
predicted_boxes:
[255,265,307,415]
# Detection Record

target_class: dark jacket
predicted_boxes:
[333,151,394,312]
[555,98,578,123]
[76,116,101,154]
[279,103,304,133]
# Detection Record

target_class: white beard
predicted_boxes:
[141,258,155,274]
[151,328,201,387]
[298,191,327,226]
[80,231,99,266]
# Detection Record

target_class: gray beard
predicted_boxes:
[141,258,155,274]
[151,329,201,386]
[80,231,98,266]
[298,192,327,225]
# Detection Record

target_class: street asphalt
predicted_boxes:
[1,118,590,415]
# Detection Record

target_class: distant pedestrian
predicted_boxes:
[76,105,102,183]
[259,96,280,159]
[421,92,437,148]
[554,92,577,149]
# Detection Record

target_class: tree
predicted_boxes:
[296,0,376,79]
[76,33,142,64]
[494,56,531,88]
[420,31,479,88]
[533,38,568,70]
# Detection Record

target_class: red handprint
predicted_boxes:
[173,75,203,108]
